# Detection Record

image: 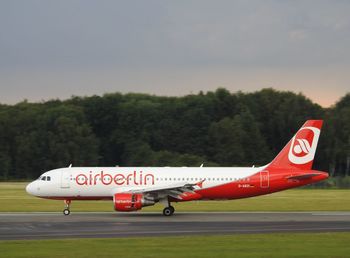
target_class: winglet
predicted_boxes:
[195,179,206,188]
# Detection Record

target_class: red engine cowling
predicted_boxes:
[113,193,154,212]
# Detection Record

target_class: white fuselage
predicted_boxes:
[26,166,264,199]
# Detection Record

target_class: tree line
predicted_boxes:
[0,88,349,180]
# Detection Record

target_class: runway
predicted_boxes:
[1,212,350,240]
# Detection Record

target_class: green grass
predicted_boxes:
[0,233,349,258]
[1,183,349,257]
[1,182,350,212]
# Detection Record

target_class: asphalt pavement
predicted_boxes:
[0,212,349,240]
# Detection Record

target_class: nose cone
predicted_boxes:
[26,182,36,196]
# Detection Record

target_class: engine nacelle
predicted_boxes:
[113,193,155,212]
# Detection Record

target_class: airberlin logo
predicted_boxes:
[293,139,311,154]
[75,171,154,186]
[288,126,320,165]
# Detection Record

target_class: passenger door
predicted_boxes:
[60,170,71,188]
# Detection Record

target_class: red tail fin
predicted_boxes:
[268,120,323,170]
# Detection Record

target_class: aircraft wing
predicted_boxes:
[112,180,204,200]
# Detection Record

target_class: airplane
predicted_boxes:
[26,120,328,216]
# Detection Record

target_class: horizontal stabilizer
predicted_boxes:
[287,173,321,180]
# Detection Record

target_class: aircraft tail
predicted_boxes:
[268,120,323,170]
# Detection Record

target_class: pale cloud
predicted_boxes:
[289,30,307,41]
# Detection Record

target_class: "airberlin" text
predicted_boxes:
[75,171,154,186]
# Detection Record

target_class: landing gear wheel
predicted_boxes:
[163,206,175,216]
[63,209,70,216]
[63,200,71,216]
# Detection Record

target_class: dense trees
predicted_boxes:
[0,102,99,179]
[0,88,348,179]
[323,94,350,176]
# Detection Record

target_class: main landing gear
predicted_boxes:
[162,206,175,216]
[63,199,71,216]
[160,197,175,216]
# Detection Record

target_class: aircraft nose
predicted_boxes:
[26,182,35,195]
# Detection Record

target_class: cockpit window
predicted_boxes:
[47,176,51,181]
[41,176,46,181]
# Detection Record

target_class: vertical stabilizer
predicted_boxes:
[268,120,323,170]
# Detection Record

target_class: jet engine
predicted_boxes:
[113,193,155,211]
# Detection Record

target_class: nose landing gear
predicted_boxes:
[63,200,71,215]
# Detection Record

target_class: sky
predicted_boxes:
[0,0,349,107]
